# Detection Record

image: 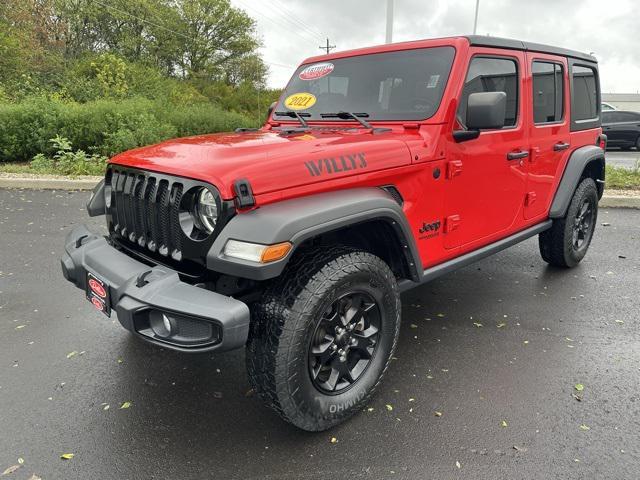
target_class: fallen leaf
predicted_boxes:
[60,453,74,460]
[408,398,415,402]
[436,313,445,318]
[385,404,393,411]
[103,404,110,411]
[574,383,584,392]
[501,420,508,428]
[572,393,582,402]
[17,458,24,465]
[579,424,590,431]
[473,322,483,328]
[513,445,527,452]
[367,407,374,412]
[455,461,461,469]
[2,464,21,475]
[497,323,506,328]
[601,222,610,226]
[434,411,442,417]
[66,351,78,359]
[615,320,624,325]
[27,475,42,480]
[117,358,123,364]
[523,340,529,345]
[330,437,337,444]
[120,401,132,409]
[410,324,418,329]
[14,325,26,330]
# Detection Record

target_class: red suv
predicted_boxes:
[61,35,606,431]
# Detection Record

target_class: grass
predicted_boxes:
[605,164,640,190]
[2,161,640,190]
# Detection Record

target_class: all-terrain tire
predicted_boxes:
[539,177,598,267]
[246,246,401,431]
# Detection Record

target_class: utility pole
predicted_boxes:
[319,38,336,54]
[473,0,480,34]
[385,0,394,43]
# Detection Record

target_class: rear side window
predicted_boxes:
[458,56,519,128]
[532,61,564,123]
[572,65,598,121]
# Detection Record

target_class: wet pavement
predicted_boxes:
[1,188,639,479]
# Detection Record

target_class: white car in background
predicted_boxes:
[602,102,617,111]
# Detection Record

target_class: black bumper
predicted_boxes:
[61,225,250,353]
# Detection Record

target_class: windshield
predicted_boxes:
[274,46,455,122]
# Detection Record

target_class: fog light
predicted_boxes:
[149,311,175,338]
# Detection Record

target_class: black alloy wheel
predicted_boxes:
[309,292,381,394]
[572,198,595,252]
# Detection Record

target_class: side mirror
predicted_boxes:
[453,91,507,142]
[267,101,277,119]
[466,91,507,130]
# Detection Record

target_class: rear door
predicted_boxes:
[525,53,570,220]
[444,49,528,250]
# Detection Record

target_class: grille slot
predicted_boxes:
[107,168,184,260]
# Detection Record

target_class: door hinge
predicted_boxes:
[525,192,537,206]
[444,214,461,234]
[446,160,463,179]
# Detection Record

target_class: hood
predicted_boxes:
[109,128,414,199]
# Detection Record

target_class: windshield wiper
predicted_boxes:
[274,110,310,127]
[320,111,373,129]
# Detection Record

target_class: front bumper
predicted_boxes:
[61,225,250,353]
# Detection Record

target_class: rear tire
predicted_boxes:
[246,246,400,431]
[539,178,598,267]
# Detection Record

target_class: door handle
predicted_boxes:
[507,150,529,160]
[553,142,570,151]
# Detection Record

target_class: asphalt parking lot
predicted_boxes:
[1,189,639,480]
[606,149,640,169]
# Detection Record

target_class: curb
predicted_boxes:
[1,175,640,209]
[0,176,100,191]
[599,195,640,209]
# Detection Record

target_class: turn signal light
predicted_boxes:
[261,242,292,263]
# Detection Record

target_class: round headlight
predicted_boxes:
[195,188,218,234]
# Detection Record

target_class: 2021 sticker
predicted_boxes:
[284,92,317,110]
[299,62,334,81]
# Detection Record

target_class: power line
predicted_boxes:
[267,0,326,41]
[91,0,293,69]
[319,38,336,55]
[233,0,324,46]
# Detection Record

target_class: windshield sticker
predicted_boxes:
[284,92,316,110]
[299,62,334,81]
[427,75,440,88]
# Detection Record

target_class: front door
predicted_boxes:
[525,53,570,220]
[444,50,528,250]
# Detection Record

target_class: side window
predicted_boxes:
[458,56,519,128]
[617,112,640,122]
[601,111,615,124]
[571,65,598,121]
[532,61,564,123]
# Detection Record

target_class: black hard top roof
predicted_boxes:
[465,35,597,63]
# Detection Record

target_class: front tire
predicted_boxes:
[539,177,598,267]
[246,246,401,431]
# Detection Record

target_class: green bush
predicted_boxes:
[0,97,256,162]
[30,135,108,176]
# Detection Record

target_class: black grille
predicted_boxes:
[107,168,184,261]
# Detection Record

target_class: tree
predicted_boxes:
[175,0,259,79]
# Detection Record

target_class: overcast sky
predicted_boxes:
[230,0,640,93]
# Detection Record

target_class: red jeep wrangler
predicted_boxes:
[61,36,606,431]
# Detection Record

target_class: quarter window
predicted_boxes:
[572,65,598,121]
[532,61,564,123]
[458,57,519,128]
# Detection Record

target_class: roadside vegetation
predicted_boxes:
[605,163,640,190]
[0,0,281,170]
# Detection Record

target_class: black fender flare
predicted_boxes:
[549,145,605,219]
[207,188,422,281]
